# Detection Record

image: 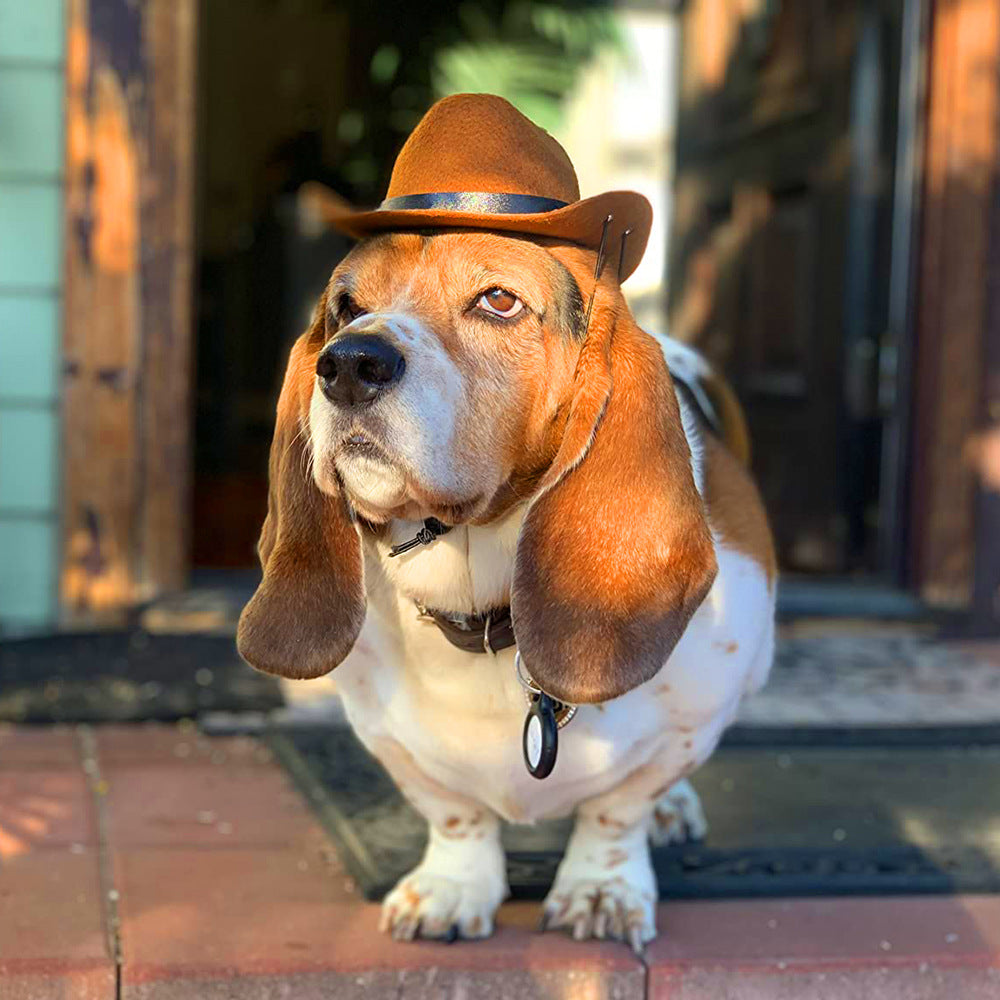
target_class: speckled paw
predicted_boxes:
[648,777,708,846]
[379,868,503,942]
[540,874,657,954]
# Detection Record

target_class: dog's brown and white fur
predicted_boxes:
[238,230,776,949]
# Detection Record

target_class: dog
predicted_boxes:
[238,94,776,951]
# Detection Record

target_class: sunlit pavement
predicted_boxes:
[2,723,999,999]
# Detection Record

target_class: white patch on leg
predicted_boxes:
[648,778,708,846]
[541,822,657,953]
[379,821,508,941]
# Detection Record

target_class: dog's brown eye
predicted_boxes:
[340,294,366,322]
[477,287,523,319]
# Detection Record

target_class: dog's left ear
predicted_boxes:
[237,301,366,679]
[512,289,717,705]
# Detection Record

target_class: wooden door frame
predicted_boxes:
[909,0,1000,621]
[974,118,1000,629]
[668,0,1000,622]
[61,0,198,623]
[876,0,927,587]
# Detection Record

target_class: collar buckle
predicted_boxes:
[483,610,495,655]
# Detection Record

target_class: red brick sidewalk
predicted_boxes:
[2,723,999,999]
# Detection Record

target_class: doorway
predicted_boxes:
[669,0,913,582]
[189,0,624,573]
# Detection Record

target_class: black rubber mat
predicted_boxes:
[0,631,282,723]
[269,724,1000,901]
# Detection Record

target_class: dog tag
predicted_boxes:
[523,692,558,779]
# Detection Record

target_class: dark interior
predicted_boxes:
[191,0,910,592]
[669,0,908,580]
[191,0,619,569]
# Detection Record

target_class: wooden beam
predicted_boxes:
[974,92,1000,629]
[911,0,1000,607]
[61,0,197,621]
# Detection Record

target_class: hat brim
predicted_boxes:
[302,185,652,282]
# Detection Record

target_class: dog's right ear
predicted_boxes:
[237,298,365,678]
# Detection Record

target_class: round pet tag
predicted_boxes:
[523,691,559,779]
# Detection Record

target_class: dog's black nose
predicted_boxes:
[316,334,405,406]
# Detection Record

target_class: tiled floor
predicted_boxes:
[740,627,1000,725]
[1,722,999,998]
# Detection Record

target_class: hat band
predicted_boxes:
[378,192,569,215]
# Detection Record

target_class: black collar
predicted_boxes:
[387,519,517,654]
[418,605,517,655]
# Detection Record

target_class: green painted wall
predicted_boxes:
[0,0,64,631]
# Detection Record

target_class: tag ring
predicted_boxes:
[514,651,577,729]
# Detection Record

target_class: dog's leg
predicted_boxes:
[647,777,708,846]
[541,791,658,952]
[541,730,719,952]
[372,737,507,941]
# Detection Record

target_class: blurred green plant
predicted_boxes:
[370,44,402,86]
[432,2,622,131]
[334,0,622,199]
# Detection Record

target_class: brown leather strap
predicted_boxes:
[420,604,516,654]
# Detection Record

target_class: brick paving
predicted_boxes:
[0,725,114,1000]
[1,722,999,998]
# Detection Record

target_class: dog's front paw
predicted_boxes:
[379,866,505,942]
[648,777,708,846]
[541,855,657,953]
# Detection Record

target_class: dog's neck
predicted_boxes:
[372,504,526,616]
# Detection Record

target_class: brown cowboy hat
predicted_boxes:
[305,93,652,281]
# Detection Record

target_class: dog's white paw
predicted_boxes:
[648,778,708,846]
[379,866,504,942]
[541,852,658,953]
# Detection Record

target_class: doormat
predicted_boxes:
[0,631,282,723]
[268,725,1000,901]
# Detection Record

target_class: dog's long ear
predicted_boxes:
[237,303,365,678]
[511,287,717,705]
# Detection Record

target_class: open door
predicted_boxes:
[669,0,905,578]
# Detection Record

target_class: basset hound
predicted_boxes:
[237,228,776,951]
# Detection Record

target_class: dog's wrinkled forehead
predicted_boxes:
[327,231,585,340]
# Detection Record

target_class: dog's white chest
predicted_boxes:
[335,543,771,824]
[337,631,665,822]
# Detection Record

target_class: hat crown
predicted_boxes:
[385,94,581,205]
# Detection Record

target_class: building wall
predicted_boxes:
[0,0,64,631]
